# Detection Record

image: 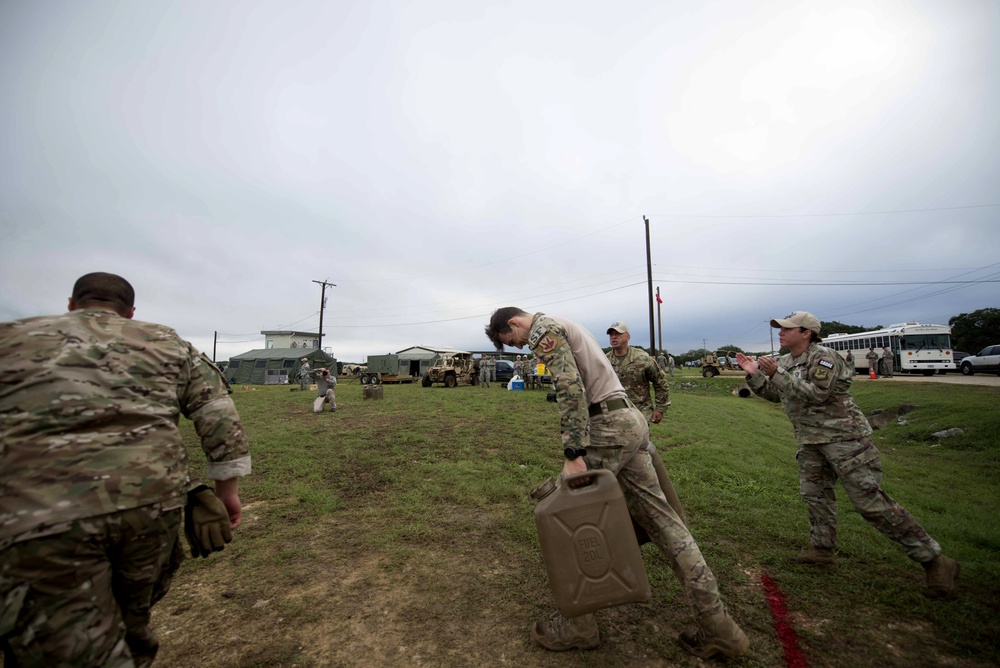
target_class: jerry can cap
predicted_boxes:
[530,478,557,502]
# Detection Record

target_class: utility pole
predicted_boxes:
[213,331,217,363]
[312,279,336,350]
[644,216,655,356]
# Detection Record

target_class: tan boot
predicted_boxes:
[792,547,837,565]
[530,611,599,651]
[677,609,749,659]
[923,555,959,599]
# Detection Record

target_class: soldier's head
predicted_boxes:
[486,307,531,351]
[607,321,630,353]
[771,311,821,354]
[69,272,136,318]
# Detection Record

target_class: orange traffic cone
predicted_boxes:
[869,365,877,379]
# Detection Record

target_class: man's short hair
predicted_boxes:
[485,306,529,351]
[72,272,135,314]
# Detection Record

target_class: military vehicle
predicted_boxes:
[421,352,478,388]
[699,350,741,378]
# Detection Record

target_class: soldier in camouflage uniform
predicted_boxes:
[312,367,337,412]
[606,322,687,526]
[479,356,491,388]
[297,357,312,390]
[0,272,252,667]
[486,307,748,660]
[736,311,958,599]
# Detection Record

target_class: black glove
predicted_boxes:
[184,485,233,558]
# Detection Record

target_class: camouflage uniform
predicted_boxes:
[882,347,894,377]
[845,351,855,374]
[606,346,671,423]
[297,360,312,390]
[655,352,667,371]
[668,355,675,377]
[479,359,491,388]
[0,308,251,667]
[529,313,726,619]
[745,342,941,562]
[313,369,337,411]
[866,348,880,375]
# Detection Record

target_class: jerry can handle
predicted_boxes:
[561,470,604,492]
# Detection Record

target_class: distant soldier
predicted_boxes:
[845,350,855,374]
[882,346,894,377]
[514,354,524,377]
[606,322,671,425]
[655,350,667,371]
[866,347,880,376]
[479,356,491,388]
[312,367,337,412]
[488,355,496,382]
[668,354,676,377]
[297,357,312,390]
[736,311,957,598]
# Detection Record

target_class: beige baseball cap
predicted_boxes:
[607,321,630,335]
[300,357,308,363]
[770,311,821,334]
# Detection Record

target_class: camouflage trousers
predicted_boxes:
[797,438,941,562]
[581,405,724,618]
[1,506,184,668]
[313,389,336,412]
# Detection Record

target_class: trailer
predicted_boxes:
[364,354,418,384]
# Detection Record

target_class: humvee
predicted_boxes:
[421,352,478,388]
[699,350,741,378]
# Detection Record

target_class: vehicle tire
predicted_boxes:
[360,373,370,385]
[923,370,934,376]
[370,373,381,385]
[961,363,974,376]
[702,367,717,378]
[444,373,457,388]
[421,374,432,387]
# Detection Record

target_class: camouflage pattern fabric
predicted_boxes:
[0,309,251,550]
[797,438,940,561]
[747,342,940,562]
[0,506,184,667]
[606,346,671,423]
[866,349,879,373]
[297,361,311,390]
[528,315,591,451]
[572,405,723,617]
[881,348,894,377]
[745,342,871,445]
[655,353,666,371]
[479,361,490,388]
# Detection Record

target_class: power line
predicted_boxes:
[648,203,1000,219]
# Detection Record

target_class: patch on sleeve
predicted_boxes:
[818,359,834,370]
[537,333,563,354]
[812,366,831,382]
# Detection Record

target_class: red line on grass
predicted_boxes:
[760,572,809,668]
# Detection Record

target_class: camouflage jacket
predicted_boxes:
[0,309,251,548]
[606,346,671,422]
[746,342,871,445]
[528,313,627,451]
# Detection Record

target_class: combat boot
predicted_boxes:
[792,547,837,565]
[530,611,599,651]
[677,609,749,659]
[923,555,959,599]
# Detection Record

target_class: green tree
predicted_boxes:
[949,308,1000,353]
[820,320,881,337]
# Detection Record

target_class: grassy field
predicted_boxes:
[156,371,1000,667]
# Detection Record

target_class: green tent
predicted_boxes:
[225,348,335,385]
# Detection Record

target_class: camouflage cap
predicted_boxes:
[607,321,630,335]
[770,311,821,334]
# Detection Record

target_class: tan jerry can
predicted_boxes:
[530,470,651,618]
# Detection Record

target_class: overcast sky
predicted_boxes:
[2,0,998,362]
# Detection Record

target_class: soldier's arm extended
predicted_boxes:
[530,323,589,452]
[751,351,838,405]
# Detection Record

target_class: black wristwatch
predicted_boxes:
[563,446,588,461]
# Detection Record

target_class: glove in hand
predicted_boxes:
[184,485,234,558]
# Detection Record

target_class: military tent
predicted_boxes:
[225,348,336,385]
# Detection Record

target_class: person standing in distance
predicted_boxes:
[866,346,880,377]
[297,357,312,390]
[486,307,748,659]
[845,349,855,374]
[655,349,667,372]
[0,272,252,666]
[735,311,958,598]
[668,353,675,377]
[882,345,894,378]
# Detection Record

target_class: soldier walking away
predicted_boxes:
[655,350,667,371]
[487,307,749,659]
[736,311,958,599]
[845,349,855,374]
[668,353,676,377]
[866,346,880,377]
[882,345,894,377]
[312,367,338,412]
[297,357,312,390]
[0,272,251,667]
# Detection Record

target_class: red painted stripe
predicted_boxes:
[760,572,809,668]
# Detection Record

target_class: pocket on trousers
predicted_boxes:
[0,581,28,637]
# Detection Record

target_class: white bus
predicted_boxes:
[822,322,956,376]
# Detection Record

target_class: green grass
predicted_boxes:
[173,376,1000,667]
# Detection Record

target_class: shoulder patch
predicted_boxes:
[537,333,563,354]
[819,359,834,369]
